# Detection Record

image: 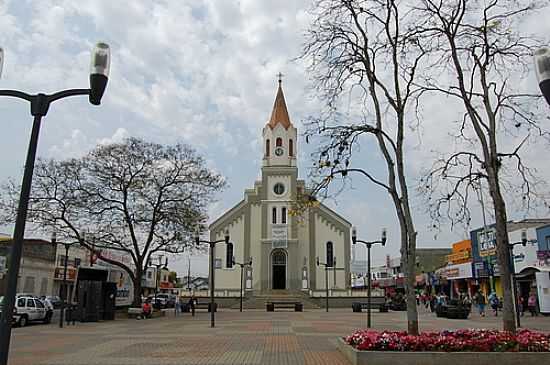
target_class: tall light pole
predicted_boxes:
[352,227,387,328]
[232,257,252,312]
[149,255,167,309]
[316,255,334,312]
[52,231,78,329]
[509,229,531,328]
[0,43,110,365]
[195,227,231,328]
[534,47,550,105]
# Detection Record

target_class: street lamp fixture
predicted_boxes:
[51,230,77,328]
[352,227,387,328]
[149,255,167,310]
[509,228,533,328]
[534,47,550,105]
[195,227,232,327]
[0,43,111,365]
[317,255,336,312]
[232,256,253,312]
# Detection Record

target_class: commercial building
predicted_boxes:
[471,218,550,298]
[435,240,474,298]
[0,238,56,297]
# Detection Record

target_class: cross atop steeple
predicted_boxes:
[277,72,284,86]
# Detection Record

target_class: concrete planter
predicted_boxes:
[337,338,550,365]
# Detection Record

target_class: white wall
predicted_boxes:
[314,213,346,290]
[213,215,244,289]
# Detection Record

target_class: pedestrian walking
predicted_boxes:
[474,291,486,317]
[489,292,499,316]
[528,292,538,316]
[517,295,524,317]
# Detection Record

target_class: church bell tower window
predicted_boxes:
[272,207,277,224]
[276,137,283,147]
[289,139,293,156]
[266,139,270,157]
[282,207,287,224]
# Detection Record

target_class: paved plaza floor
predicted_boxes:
[8,307,550,365]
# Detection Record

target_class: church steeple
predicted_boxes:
[267,75,292,130]
[263,74,297,168]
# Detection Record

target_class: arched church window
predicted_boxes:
[266,139,270,156]
[273,251,286,265]
[276,137,283,147]
[289,139,293,156]
[326,241,334,267]
[282,207,287,224]
[272,207,277,224]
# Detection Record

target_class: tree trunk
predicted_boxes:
[405,233,419,335]
[488,171,516,333]
[132,266,143,307]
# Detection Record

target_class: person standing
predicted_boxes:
[517,295,524,317]
[489,291,499,316]
[528,292,538,316]
[475,291,486,317]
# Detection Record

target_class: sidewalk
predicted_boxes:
[8,308,550,365]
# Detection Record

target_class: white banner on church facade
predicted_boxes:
[272,224,288,248]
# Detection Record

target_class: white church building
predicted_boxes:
[209,80,352,297]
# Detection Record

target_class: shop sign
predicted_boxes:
[272,224,287,248]
[438,262,473,279]
[478,229,496,257]
[54,267,77,281]
[446,251,471,264]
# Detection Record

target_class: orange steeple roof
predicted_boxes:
[267,77,292,130]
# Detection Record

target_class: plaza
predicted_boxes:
[8,308,550,365]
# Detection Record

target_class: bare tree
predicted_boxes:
[0,138,225,305]
[416,0,548,333]
[300,0,433,335]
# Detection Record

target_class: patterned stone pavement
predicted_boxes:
[7,307,550,365]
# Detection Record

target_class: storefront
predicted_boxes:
[436,262,475,298]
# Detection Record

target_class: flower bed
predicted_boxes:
[344,329,550,352]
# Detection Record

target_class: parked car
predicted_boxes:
[41,295,62,309]
[0,295,52,327]
[147,294,167,309]
[435,299,470,319]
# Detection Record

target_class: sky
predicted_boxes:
[1,0,550,277]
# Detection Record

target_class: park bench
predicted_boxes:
[266,301,303,312]
[352,298,389,313]
[195,302,217,312]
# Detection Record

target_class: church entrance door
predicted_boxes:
[272,250,286,290]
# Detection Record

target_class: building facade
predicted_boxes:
[0,239,56,297]
[209,81,352,295]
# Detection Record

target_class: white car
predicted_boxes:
[12,296,52,327]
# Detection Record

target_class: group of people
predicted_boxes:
[417,289,539,317]
[139,295,198,319]
[417,292,451,312]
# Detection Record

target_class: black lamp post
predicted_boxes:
[352,227,387,328]
[232,257,252,312]
[149,255,167,309]
[509,229,531,328]
[52,231,78,328]
[195,226,231,328]
[534,47,550,105]
[0,43,110,365]
[316,256,334,312]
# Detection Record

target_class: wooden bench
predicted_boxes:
[352,300,389,313]
[266,301,303,312]
[195,302,217,312]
